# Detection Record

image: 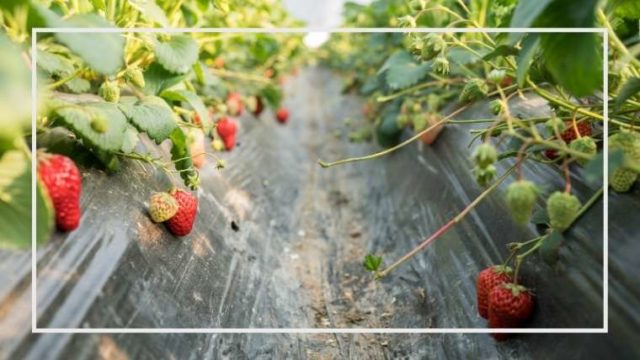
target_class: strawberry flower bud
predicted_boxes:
[473,143,498,168]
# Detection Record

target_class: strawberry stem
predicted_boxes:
[319,105,469,168]
[375,164,517,279]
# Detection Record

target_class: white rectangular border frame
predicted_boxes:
[31,27,608,334]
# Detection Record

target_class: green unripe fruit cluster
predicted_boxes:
[506,180,538,225]
[546,191,581,231]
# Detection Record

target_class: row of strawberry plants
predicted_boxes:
[0,0,305,248]
[319,0,639,338]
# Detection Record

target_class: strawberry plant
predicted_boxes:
[317,0,639,336]
[0,0,305,247]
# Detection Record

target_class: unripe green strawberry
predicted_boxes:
[99,80,120,103]
[421,33,446,61]
[124,67,145,88]
[148,192,179,223]
[569,137,596,166]
[609,132,640,168]
[609,132,640,192]
[487,69,506,84]
[474,164,496,186]
[431,54,450,75]
[610,168,638,192]
[473,143,497,168]
[489,99,503,115]
[459,78,488,103]
[506,180,538,225]
[546,191,581,231]
[90,116,108,133]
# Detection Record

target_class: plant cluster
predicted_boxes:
[0,0,305,247]
[320,0,639,337]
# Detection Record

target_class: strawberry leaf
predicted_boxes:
[31,5,125,75]
[53,101,128,152]
[510,0,553,28]
[36,48,74,76]
[153,35,199,74]
[143,62,188,95]
[64,77,91,94]
[516,34,540,88]
[161,90,210,131]
[128,0,170,28]
[118,96,178,144]
[615,77,640,110]
[379,51,431,90]
[169,127,199,190]
[121,125,140,154]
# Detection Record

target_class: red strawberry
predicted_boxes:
[38,153,82,231]
[276,107,289,124]
[546,121,592,160]
[488,283,535,341]
[165,189,198,237]
[476,265,513,319]
[226,92,243,116]
[216,117,238,150]
[560,122,592,144]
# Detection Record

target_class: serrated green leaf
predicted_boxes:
[539,230,564,266]
[118,96,178,143]
[143,62,188,95]
[516,34,540,88]
[380,51,431,90]
[53,101,128,152]
[153,35,199,74]
[64,77,91,93]
[31,5,125,75]
[36,49,74,76]
[160,90,209,131]
[615,77,640,109]
[128,0,169,28]
[169,127,199,189]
